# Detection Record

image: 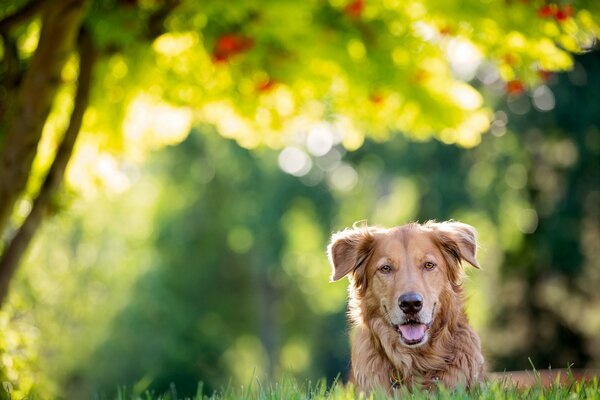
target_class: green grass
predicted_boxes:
[110,376,600,400]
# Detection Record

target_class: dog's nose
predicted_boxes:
[398,292,423,314]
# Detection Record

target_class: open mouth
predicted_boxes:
[394,321,430,345]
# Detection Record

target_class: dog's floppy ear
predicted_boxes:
[327,226,376,282]
[430,221,480,269]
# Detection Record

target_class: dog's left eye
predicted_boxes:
[423,261,436,270]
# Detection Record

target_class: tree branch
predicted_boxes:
[0,31,20,87]
[0,32,20,128]
[0,28,95,307]
[0,0,48,33]
[0,0,48,139]
[147,0,180,39]
[0,0,88,238]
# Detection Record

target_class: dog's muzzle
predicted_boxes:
[393,293,435,346]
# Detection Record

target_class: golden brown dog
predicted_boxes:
[327,221,484,392]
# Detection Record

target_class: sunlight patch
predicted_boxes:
[152,32,199,57]
[122,94,192,157]
[447,38,483,81]
[221,336,268,385]
[278,147,312,177]
[451,83,483,111]
[280,339,310,373]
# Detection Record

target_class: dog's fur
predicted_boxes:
[327,221,484,392]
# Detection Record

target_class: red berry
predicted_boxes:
[506,80,525,95]
[344,0,364,19]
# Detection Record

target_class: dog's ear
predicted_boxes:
[430,221,480,269]
[327,226,376,282]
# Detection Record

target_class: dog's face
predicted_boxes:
[328,221,480,348]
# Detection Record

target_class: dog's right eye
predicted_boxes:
[379,265,393,273]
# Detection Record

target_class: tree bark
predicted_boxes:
[0,0,88,236]
[0,26,95,307]
[0,0,48,32]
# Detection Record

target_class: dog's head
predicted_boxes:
[327,221,480,348]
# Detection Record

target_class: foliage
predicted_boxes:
[0,302,43,398]
[87,0,600,149]
[487,53,600,370]
[2,0,599,191]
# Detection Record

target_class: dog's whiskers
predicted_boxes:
[381,304,395,324]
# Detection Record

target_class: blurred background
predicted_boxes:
[0,0,599,398]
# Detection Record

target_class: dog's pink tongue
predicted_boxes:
[399,324,426,341]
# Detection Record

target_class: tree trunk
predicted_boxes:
[0,0,88,235]
[0,3,92,307]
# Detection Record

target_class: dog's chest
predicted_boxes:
[388,349,447,389]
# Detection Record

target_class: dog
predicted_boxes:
[327,221,484,392]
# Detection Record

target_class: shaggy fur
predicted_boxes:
[327,221,485,393]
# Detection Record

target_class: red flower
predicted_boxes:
[506,80,525,95]
[503,54,518,66]
[537,4,557,18]
[563,4,574,17]
[538,70,553,81]
[213,53,229,63]
[213,34,254,62]
[555,10,567,21]
[411,69,429,84]
[256,79,277,93]
[344,0,364,19]
[439,26,453,36]
[370,93,384,104]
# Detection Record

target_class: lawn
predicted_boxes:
[106,375,600,400]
